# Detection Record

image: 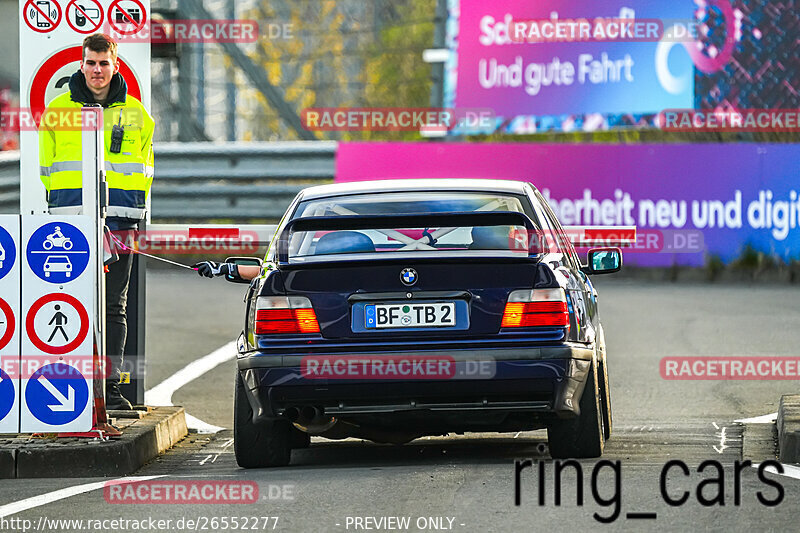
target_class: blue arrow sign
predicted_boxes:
[0,225,17,281]
[0,369,14,421]
[26,222,90,284]
[26,363,89,425]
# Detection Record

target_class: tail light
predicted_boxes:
[501,289,570,329]
[255,296,320,335]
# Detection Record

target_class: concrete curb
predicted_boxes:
[0,406,187,479]
[777,395,800,463]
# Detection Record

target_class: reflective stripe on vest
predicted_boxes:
[106,162,145,175]
[40,161,83,176]
[49,205,146,219]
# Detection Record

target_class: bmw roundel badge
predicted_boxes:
[400,268,417,286]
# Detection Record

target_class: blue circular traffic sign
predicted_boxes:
[26,363,89,425]
[0,369,14,421]
[26,222,90,283]
[0,226,17,281]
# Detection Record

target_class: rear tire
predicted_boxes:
[234,372,292,468]
[596,327,613,441]
[598,356,613,441]
[547,359,605,459]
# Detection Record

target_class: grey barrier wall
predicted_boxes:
[0,141,338,220]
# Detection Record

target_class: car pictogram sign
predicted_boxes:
[107,0,146,35]
[28,46,143,124]
[25,293,89,354]
[66,0,103,34]
[23,0,62,33]
[25,362,90,426]
[26,221,90,284]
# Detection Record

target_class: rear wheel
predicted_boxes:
[596,327,613,440]
[547,359,605,459]
[598,356,613,441]
[234,372,292,468]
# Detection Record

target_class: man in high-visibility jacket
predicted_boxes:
[39,33,155,410]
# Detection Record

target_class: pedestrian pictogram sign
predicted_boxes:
[23,0,62,33]
[26,221,90,284]
[0,298,17,352]
[26,293,89,354]
[0,216,20,434]
[25,363,90,426]
[107,0,146,35]
[66,0,103,34]
[21,216,93,432]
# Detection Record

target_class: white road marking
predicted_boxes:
[0,476,164,518]
[712,422,719,430]
[735,412,778,424]
[145,340,237,433]
[712,426,728,454]
[756,463,800,481]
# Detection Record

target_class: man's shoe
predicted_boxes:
[106,381,133,410]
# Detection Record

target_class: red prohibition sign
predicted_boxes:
[66,0,103,34]
[0,298,16,352]
[26,293,89,355]
[107,0,146,35]
[24,0,62,33]
[29,46,142,125]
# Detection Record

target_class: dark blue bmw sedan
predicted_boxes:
[228,179,621,467]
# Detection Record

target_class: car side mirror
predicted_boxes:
[224,256,262,283]
[582,247,622,274]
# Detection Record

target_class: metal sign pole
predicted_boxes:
[80,105,105,400]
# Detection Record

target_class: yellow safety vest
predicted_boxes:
[39,91,155,219]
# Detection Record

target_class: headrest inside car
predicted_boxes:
[469,226,509,250]
[314,231,376,255]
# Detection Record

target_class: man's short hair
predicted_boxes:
[82,34,118,60]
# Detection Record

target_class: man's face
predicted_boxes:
[80,49,119,91]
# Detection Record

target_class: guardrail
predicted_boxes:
[0,141,338,221]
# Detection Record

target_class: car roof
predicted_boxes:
[299,179,531,201]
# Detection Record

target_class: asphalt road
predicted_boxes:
[1,273,799,532]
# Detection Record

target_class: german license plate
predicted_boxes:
[365,302,456,329]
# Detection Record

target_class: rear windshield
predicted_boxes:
[284,191,543,261]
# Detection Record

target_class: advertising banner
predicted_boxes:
[453,0,694,116]
[335,142,800,267]
[445,0,800,133]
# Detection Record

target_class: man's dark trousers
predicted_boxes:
[105,246,134,387]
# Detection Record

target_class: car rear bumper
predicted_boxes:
[237,344,594,424]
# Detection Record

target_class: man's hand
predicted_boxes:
[193,261,235,278]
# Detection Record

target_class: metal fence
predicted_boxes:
[0,141,337,221]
